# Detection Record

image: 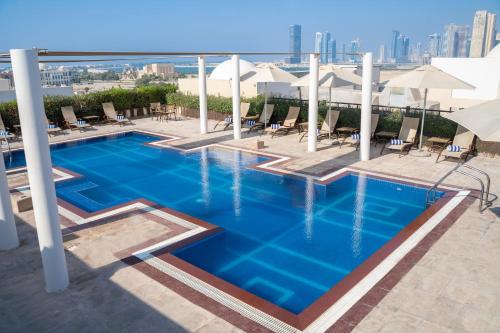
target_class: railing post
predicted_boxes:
[0,154,19,250]
[307,53,320,152]
[198,56,208,134]
[360,52,373,161]
[10,49,69,292]
[232,54,241,140]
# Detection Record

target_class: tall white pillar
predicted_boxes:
[198,56,208,134]
[231,54,241,140]
[360,52,373,161]
[10,49,69,292]
[0,154,18,250]
[307,53,320,152]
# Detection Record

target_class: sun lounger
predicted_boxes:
[436,125,476,163]
[0,115,16,142]
[102,102,131,125]
[341,114,380,149]
[213,102,250,131]
[247,104,275,133]
[380,116,419,156]
[61,106,92,131]
[265,106,301,138]
[299,110,340,142]
[45,115,64,136]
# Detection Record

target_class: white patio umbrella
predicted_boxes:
[442,98,500,142]
[386,65,475,150]
[292,65,362,138]
[248,63,297,128]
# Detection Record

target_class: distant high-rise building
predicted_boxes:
[321,31,331,63]
[341,43,346,62]
[410,42,423,63]
[378,44,386,63]
[442,24,470,57]
[390,30,400,60]
[314,32,323,53]
[349,38,360,62]
[428,33,442,57]
[470,10,497,57]
[400,35,410,62]
[287,24,301,64]
[331,39,337,62]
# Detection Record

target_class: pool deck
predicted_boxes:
[2,116,500,332]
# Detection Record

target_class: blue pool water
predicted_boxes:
[4,132,440,314]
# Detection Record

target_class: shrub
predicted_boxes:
[0,84,177,129]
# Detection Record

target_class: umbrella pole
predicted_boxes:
[264,82,268,130]
[328,87,332,139]
[418,88,428,151]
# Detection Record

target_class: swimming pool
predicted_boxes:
[4,132,447,322]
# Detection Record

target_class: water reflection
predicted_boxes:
[232,150,241,217]
[352,174,367,257]
[200,148,210,207]
[304,177,315,240]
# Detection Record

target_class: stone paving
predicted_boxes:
[1,116,500,332]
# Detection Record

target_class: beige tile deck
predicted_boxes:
[2,116,500,332]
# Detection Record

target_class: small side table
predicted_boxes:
[375,131,398,146]
[427,137,451,152]
[82,115,100,124]
[336,126,357,138]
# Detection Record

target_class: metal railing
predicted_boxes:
[426,163,493,212]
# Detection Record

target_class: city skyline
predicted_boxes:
[1,0,498,57]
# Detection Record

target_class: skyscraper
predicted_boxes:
[470,10,497,57]
[331,39,337,62]
[442,24,470,57]
[428,33,442,57]
[378,44,386,63]
[341,43,346,62]
[390,30,400,60]
[321,31,331,64]
[287,24,301,64]
[350,38,360,63]
[400,35,410,62]
[314,32,323,53]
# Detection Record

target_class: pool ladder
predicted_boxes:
[426,162,493,212]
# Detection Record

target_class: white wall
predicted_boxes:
[0,79,10,91]
[0,86,73,103]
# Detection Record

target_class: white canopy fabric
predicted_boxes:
[443,98,500,142]
[209,58,255,80]
[386,64,474,90]
[386,65,475,151]
[245,63,297,83]
[292,65,362,88]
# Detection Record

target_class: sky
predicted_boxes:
[1,0,499,61]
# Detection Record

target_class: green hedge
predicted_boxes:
[0,84,177,129]
[168,93,458,139]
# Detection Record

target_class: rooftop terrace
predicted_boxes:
[2,117,500,332]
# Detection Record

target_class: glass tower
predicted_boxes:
[288,24,302,64]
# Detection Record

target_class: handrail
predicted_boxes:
[426,162,493,212]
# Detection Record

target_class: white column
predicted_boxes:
[10,49,69,292]
[198,56,208,134]
[360,52,373,161]
[231,54,241,140]
[0,155,18,250]
[307,53,320,152]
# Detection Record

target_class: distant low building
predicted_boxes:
[140,63,177,79]
[39,66,73,86]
